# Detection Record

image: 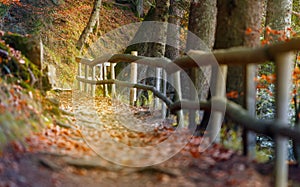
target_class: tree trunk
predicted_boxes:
[185,0,217,133]
[124,0,170,56]
[214,0,262,115]
[144,0,170,57]
[215,0,262,105]
[120,0,170,107]
[164,0,185,119]
[136,0,144,18]
[165,0,184,60]
[214,0,263,157]
[266,2,296,185]
[266,0,293,32]
[76,0,102,51]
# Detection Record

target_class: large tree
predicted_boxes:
[214,0,263,156]
[164,0,185,60]
[265,0,294,186]
[185,0,217,134]
[266,0,293,32]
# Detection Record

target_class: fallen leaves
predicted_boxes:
[25,123,93,157]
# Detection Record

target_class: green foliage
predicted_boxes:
[0,81,44,149]
[0,31,51,91]
[220,128,242,151]
[0,3,9,18]
[292,0,300,32]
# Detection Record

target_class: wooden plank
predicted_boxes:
[274,52,294,187]
[75,38,300,73]
[173,71,184,127]
[84,64,88,92]
[207,65,227,143]
[243,64,257,159]
[130,51,138,105]
[91,66,96,97]
[111,63,116,97]
[161,70,167,119]
[103,63,108,97]
[154,68,162,110]
[78,62,82,90]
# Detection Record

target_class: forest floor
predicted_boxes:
[1,0,300,186]
[0,90,282,187]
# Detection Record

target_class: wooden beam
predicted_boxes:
[170,98,300,143]
[76,38,300,74]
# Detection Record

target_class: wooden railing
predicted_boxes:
[76,38,300,187]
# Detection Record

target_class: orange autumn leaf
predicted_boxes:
[294,66,300,74]
[245,28,252,35]
[265,26,272,34]
[266,74,276,83]
[189,147,200,158]
[261,40,269,46]
[226,91,239,99]
[261,74,267,80]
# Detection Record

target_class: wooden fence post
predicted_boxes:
[161,70,167,119]
[84,64,88,92]
[111,63,116,97]
[174,71,184,127]
[103,62,109,97]
[208,65,227,142]
[243,64,257,159]
[97,64,103,91]
[154,67,162,110]
[91,65,96,97]
[274,52,294,187]
[78,62,82,91]
[130,51,138,105]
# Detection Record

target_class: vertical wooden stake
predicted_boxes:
[243,64,257,159]
[84,64,88,92]
[208,65,227,143]
[154,67,162,110]
[103,63,108,97]
[78,62,82,90]
[130,51,138,105]
[274,52,294,187]
[91,66,96,97]
[111,63,116,97]
[188,68,197,130]
[98,64,103,92]
[161,70,167,119]
[174,71,184,127]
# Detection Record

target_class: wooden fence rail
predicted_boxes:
[76,37,300,187]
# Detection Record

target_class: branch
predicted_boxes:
[293,11,300,18]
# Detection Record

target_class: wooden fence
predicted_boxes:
[76,38,300,187]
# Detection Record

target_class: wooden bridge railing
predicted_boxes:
[76,38,300,187]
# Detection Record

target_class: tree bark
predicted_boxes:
[144,0,170,57]
[120,0,170,107]
[215,0,263,104]
[214,0,263,158]
[266,0,293,32]
[185,0,217,133]
[76,0,102,51]
[124,0,170,56]
[165,0,184,60]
